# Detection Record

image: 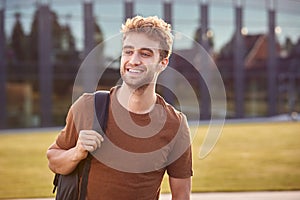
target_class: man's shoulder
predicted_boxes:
[71,92,95,110]
[71,88,113,112]
[156,94,185,122]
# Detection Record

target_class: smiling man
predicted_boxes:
[47,15,193,200]
[119,31,169,114]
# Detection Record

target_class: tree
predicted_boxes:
[28,8,64,61]
[283,37,294,57]
[60,25,76,52]
[193,26,214,50]
[94,20,104,45]
[11,12,27,61]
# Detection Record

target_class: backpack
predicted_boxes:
[52,91,110,200]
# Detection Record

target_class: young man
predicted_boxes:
[47,16,193,200]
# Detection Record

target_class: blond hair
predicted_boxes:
[121,15,173,60]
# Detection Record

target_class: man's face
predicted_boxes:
[120,32,167,89]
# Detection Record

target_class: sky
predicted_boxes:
[3,0,300,58]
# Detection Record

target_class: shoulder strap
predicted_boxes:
[93,90,110,134]
[79,90,110,200]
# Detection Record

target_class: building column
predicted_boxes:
[0,0,6,128]
[199,0,211,120]
[200,1,209,51]
[84,0,94,57]
[38,2,53,127]
[161,0,176,105]
[234,0,245,118]
[267,0,278,116]
[124,0,134,22]
[164,0,172,24]
[83,0,97,93]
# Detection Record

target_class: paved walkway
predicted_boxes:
[161,191,300,200]
[11,191,300,200]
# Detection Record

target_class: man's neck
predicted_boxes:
[117,83,157,114]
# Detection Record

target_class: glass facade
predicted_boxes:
[1,0,300,128]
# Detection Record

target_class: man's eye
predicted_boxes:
[140,51,151,57]
[123,50,133,55]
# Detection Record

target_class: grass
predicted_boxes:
[0,122,300,199]
[189,122,300,192]
[0,131,56,199]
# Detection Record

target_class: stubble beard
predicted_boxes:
[121,65,158,92]
[122,73,154,92]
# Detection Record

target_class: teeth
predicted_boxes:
[128,69,143,73]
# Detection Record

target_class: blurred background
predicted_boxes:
[0,0,299,129]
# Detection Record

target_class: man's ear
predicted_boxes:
[159,58,169,72]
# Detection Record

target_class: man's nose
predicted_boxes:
[129,51,141,65]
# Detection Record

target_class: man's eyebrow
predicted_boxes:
[122,46,154,53]
[140,48,154,53]
[122,45,134,49]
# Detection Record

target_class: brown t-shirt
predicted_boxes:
[56,86,193,200]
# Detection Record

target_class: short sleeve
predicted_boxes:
[56,93,95,150]
[56,107,79,150]
[166,114,193,178]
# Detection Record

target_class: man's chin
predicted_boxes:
[126,82,150,91]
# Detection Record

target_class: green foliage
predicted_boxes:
[0,122,300,198]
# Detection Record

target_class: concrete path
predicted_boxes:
[161,191,300,200]
[11,191,300,200]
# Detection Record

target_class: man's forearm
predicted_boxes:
[169,177,191,200]
[47,143,86,175]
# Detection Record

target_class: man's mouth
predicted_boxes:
[126,68,144,74]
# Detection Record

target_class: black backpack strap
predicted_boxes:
[52,173,59,193]
[79,90,110,200]
[93,90,110,134]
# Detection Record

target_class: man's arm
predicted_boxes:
[46,130,103,175]
[169,176,191,200]
[46,142,87,175]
